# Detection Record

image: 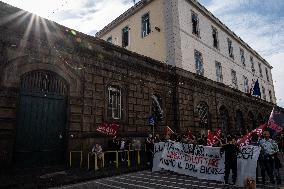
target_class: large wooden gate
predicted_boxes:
[14,70,68,168]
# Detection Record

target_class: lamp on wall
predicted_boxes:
[155,26,161,32]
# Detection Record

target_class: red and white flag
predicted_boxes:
[267,106,284,135]
[187,130,194,140]
[237,124,266,147]
[165,126,174,136]
[207,128,221,146]
[96,122,120,136]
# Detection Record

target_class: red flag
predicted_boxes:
[165,126,174,136]
[267,107,284,134]
[207,128,221,146]
[96,122,120,136]
[237,124,266,147]
[187,130,194,140]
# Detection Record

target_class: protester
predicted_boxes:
[132,138,141,150]
[249,133,260,183]
[92,143,103,169]
[221,135,239,185]
[276,132,284,152]
[273,153,282,185]
[108,136,119,164]
[146,134,154,166]
[197,134,206,145]
[259,130,278,185]
[119,137,126,162]
[154,134,161,143]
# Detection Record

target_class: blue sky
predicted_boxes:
[199,0,284,107]
[1,0,284,107]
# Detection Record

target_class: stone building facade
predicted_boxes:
[97,0,276,104]
[0,2,273,169]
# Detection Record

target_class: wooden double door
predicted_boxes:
[14,70,68,168]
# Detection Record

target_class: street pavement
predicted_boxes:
[54,169,284,189]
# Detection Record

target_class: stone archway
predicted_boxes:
[219,105,229,135]
[235,110,244,135]
[248,111,255,130]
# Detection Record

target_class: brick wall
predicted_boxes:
[0,2,274,168]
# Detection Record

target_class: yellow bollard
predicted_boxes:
[116,151,119,168]
[87,152,90,170]
[127,150,130,167]
[137,150,141,165]
[102,152,105,168]
[69,151,83,167]
[69,152,72,167]
[95,154,98,170]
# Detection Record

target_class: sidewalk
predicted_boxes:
[0,164,149,189]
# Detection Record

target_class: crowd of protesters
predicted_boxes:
[143,129,283,185]
[91,129,283,185]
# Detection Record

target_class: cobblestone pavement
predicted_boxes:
[55,169,284,189]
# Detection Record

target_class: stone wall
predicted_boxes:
[0,2,274,168]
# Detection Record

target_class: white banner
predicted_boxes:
[236,145,260,186]
[152,142,165,172]
[153,141,260,187]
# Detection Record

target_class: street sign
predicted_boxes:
[149,116,156,126]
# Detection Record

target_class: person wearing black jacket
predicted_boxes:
[221,136,240,185]
[145,134,154,167]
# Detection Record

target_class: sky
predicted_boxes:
[1,0,284,107]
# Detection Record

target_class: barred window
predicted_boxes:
[243,76,249,93]
[240,48,245,66]
[122,26,129,47]
[215,61,223,82]
[212,27,219,49]
[107,36,112,43]
[108,86,121,119]
[192,12,199,36]
[227,38,234,59]
[262,86,266,101]
[269,90,273,102]
[258,63,263,77]
[142,13,151,38]
[231,69,238,89]
[265,68,270,82]
[197,101,209,128]
[195,50,204,76]
[250,56,255,73]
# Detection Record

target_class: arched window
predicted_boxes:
[248,111,255,130]
[107,85,121,119]
[236,110,244,134]
[197,101,209,128]
[219,106,229,134]
[257,113,264,126]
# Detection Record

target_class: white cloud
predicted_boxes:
[270,52,284,107]
[1,0,136,35]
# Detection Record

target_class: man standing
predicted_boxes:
[221,136,239,185]
[259,131,278,185]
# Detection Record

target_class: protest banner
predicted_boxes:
[153,141,260,187]
[158,141,225,182]
[96,122,119,136]
[152,142,165,172]
[235,145,261,186]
